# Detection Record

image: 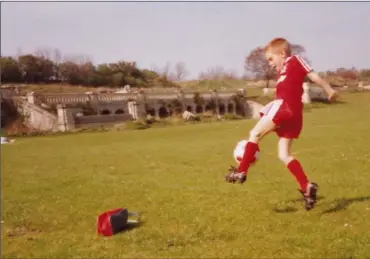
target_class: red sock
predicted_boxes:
[238,141,259,174]
[287,159,309,191]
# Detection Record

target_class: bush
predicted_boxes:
[145,115,156,124]
[124,120,150,130]
[223,114,243,120]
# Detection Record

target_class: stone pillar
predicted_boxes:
[26,92,35,104]
[88,93,100,111]
[231,102,236,115]
[135,92,147,119]
[154,107,160,120]
[214,90,220,115]
[215,104,220,115]
[177,90,186,113]
[57,104,75,132]
[302,82,311,104]
[358,81,363,89]
[191,104,196,113]
[128,101,138,120]
[225,101,229,114]
[238,88,246,97]
[202,104,206,113]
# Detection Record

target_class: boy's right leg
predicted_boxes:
[225,115,276,184]
[238,115,276,173]
[225,99,293,184]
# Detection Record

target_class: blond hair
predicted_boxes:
[264,38,292,56]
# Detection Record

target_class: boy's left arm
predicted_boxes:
[307,71,338,101]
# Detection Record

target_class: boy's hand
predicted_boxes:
[327,89,339,102]
[307,71,339,102]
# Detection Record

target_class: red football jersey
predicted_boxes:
[275,55,313,112]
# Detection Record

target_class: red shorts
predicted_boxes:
[259,99,303,139]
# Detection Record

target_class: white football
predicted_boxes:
[233,140,259,165]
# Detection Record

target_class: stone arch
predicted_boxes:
[158,106,169,118]
[235,102,245,116]
[227,103,235,114]
[146,107,155,117]
[115,109,124,114]
[219,103,226,115]
[101,109,111,115]
[205,103,213,112]
[205,100,217,113]
[195,105,203,114]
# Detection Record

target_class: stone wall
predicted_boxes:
[2,88,254,132]
[74,114,133,129]
[16,97,59,131]
[31,88,247,124]
[262,82,328,103]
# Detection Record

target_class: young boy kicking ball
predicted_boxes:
[225,38,338,210]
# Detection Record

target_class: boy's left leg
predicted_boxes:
[278,137,318,210]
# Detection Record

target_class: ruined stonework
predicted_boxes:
[3,88,250,132]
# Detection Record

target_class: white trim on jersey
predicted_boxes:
[295,55,313,73]
[284,56,292,64]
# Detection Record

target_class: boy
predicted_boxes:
[225,38,338,210]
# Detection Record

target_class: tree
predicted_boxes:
[0,56,22,83]
[0,49,180,88]
[78,62,97,86]
[244,44,306,87]
[244,47,275,87]
[59,61,83,85]
[336,67,358,80]
[174,62,189,81]
[359,69,370,80]
[291,44,306,57]
[18,54,54,83]
[335,67,359,86]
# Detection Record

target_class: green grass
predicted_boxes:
[2,92,370,258]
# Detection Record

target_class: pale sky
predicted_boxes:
[1,2,369,79]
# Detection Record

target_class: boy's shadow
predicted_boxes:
[272,196,325,213]
[272,206,298,213]
[321,196,370,214]
[272,196,370,214]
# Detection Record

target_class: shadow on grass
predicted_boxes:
[122,220,146,233]
[288,195,326,203]
[272,206,298,213]
[272,196,326,213]
[322,196,370,214]
[311,99,347,105]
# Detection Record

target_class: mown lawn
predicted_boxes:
[1,91,370,258]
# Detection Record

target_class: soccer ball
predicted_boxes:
[233,140,259,165]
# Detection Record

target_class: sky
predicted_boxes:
[1,1,369,79]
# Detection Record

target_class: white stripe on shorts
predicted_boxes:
[260,99,283,120]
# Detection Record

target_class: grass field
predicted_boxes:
[2,91,370,258]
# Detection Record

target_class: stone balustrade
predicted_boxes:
[44,94,90,104]
[97,93,137,102]
[21,88,247,131]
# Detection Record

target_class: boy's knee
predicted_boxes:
[278,152,294,164]
[278,153,288,162]
[249,129,263,142]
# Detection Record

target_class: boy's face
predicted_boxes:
[265,49,286,71]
